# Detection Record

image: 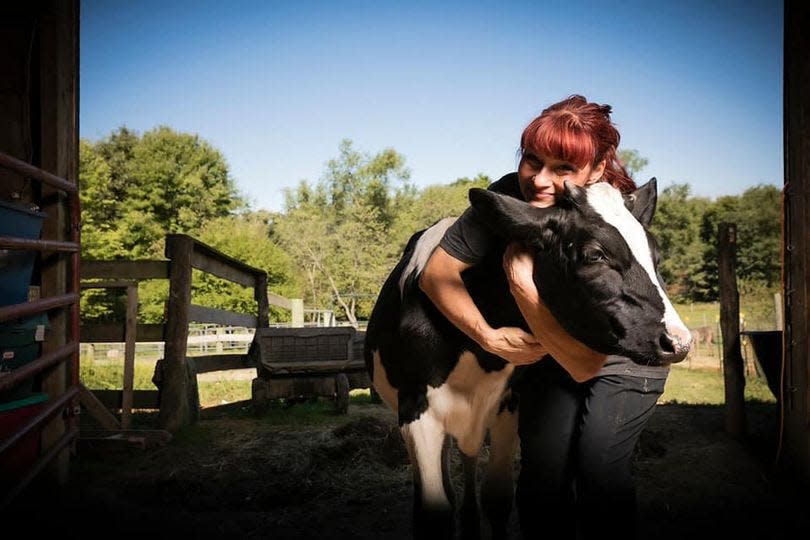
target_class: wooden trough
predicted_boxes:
[249,327,369,414]
[741,330,783,402]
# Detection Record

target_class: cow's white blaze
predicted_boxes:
[398,217,457,297]
[585,183,689,338]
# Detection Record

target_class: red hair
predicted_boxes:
[520,95,636,193]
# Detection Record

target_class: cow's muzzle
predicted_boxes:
[655,329,691,365]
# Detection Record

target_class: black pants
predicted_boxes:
[514,359,666,540]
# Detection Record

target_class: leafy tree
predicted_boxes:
[80,126,250,322]
[649,184,711,301]
[391,174,491,248]
[695,185,781,301]
[732,185,781,286]
[618,148,649,179]
[273,140,412,325]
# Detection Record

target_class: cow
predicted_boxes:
[363,178,691,540]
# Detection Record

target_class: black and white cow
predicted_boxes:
[364,178,690,540]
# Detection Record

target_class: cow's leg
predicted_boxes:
[459,450,481,540]
[402,412,455,540]
[481,406,519,540]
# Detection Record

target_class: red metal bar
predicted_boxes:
[0,235,79,252]
[0,151,77,194]
[0,293,79,324]
[0,427,79,509]
[0,342,78,392]
[69,171,81,433]
[0,385,78,459]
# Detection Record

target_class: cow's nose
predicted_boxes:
[656,331,690,364]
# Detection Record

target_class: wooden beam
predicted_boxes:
[255,274,269,328]
[187,304,258,328]
[37,0,80,487]
[80,323,164,343]
[80,260,169,280]
[90,389,161,410]
[80,280,138,289]
[267,291,292,310]
[782,0,810,480]
[78,429,172,450]
[718,223,746,439]
[121,285,138,429]
[160,235,195,431]
[191,354,255,374]
[164,234,264,287]
[78,383,120,431]
[189,250,258,288]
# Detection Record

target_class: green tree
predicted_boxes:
[391,174,491,248]
[695,185,781,301]
[80,126,250,322]
[649,183,711,301]
[618,148,649,179]
[273,140,412,325]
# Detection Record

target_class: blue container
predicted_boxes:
[0,200,47,306]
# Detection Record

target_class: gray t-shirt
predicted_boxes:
[439,172,669,380]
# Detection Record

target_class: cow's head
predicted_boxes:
[469,178,691,366]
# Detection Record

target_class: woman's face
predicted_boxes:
[518,151,606,208]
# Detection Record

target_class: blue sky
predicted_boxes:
[80,0,783,212]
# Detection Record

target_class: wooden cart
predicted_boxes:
[249,327,369,414]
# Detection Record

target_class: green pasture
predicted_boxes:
[79,298,780,417]
[80,356,776,413]
[673,295,780,333]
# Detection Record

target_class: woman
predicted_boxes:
[419,95,668,539]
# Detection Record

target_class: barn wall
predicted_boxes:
[783,0,810,481]
[0,0,80,485]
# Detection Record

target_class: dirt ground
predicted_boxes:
[6,397,810,539]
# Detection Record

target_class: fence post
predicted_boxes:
[773,292,783,331]
[255,273,269,329]
[718,222,746,439]
[122,283,138,429]
[160,235,196,431]
[291,299,305,328]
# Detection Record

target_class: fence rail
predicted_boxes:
[0,150,80,509]
[79,235,305,432]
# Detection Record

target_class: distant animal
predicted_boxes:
[690,325,715,346]
[364,178,691,540]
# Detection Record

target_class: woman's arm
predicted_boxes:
[419,246,547,365]
[503,242,606,382]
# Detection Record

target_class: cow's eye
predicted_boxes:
[584,250,607,264]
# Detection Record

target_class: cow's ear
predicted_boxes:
[626,177,657,228]
[468,188,555,242]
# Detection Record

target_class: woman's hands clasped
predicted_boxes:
[475,242,547,366]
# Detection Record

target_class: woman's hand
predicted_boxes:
[481,326,547,365]
[502,242,606,381]
[420,245,545,366]
[503,242,540,303]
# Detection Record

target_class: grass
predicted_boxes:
[674,295,780,333]
[81,352,777,420]
[661,363,776,405]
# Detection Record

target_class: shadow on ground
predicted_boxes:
[6,399,809,539]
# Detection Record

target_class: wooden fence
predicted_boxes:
[81,234,303,432]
